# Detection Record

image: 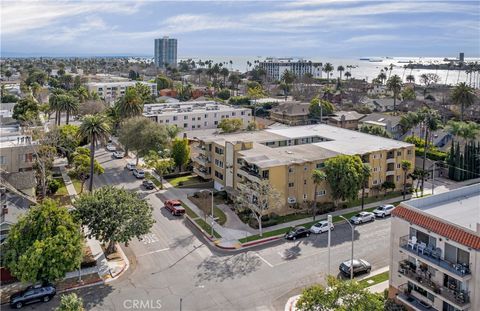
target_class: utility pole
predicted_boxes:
[327,215,332,276]
[340,215,355,280]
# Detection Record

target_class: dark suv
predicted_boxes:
[284,226,311,240]
[10,284,56,309]
[339,259,371,277]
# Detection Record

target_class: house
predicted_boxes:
[269,102,310,126]
[159,88,178,98]
[360,113,403,139]
[327,111,365,130]
[389,184,480,311]
[0,187,31,243]
[363,98,396,112]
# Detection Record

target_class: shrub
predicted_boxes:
[229,96,251,106]
[216,89,231,100]
[48,179,61,195]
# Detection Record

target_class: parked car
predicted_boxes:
[112,151,125,159]
[350,211,375,224]
[106,144,116,152]
[164,200,186,216]
[142,180,155,190]
[310,221,334,234]
[125,163,136,171]
[284,226,310,240]
[10,284,56,309]
[339,259,371,277]
[133,169,145,179]
[373,204,395,218]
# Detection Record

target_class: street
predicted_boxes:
[22,148,392,311]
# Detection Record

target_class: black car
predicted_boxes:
[142,180,155,190]
[284,226,310,240]
[10,284,56,309]
[339,259,371,277]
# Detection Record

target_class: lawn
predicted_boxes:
[70,176,83,195]
[49,177,71,206]
[358,271,389,288]
[166,175,204,187]
[145,172,163,188]
[346,191,402,208]
[195,218,221,239]
[180,201,199,219]
[213,207,227,226]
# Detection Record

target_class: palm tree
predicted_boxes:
[386,75,403,115]
[446,120,480,143]
[220,67,229,88]
[401,160,412,200]
[402,65,407,81]
[337,65,345,80]
[445,62,452,85]
[406,74,415,84]
[400,111,420,137]
[48,92,62,126]
[456,63,463,84]
[377,71,387,84]
[418,108,441,195]
[311,169,327,220]
[451,82,476,121]
[360,164,371,211]
[344,71,351,80]
[78,114,111,192]
[57,94,79,125]
[115,87,143,119]
[388,63,394,79]
[323,63,334,83]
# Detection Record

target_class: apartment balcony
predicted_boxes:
[399,235,471,279]
[192,145,209,154]
[386,157,396,164]
[386,170,395,176]
[193,167,211,179]
[396,284,438,311]
[193,155,210,166]
[398,260,470,309]
[238,166,262,183]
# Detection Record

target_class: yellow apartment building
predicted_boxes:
[189,124,415,216]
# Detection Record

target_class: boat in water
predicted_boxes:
[369,59,383,62]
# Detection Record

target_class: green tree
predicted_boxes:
[171,138,190,171]
[359,164,371,211]
[337,65,345,80]
[399,111,420,136]
[71,147,104,193]
[401,87,416,101]
[386,74,403,114]
[324,155,364,206]
[144,150,174,189]
[323,63,334,83]
[401,160,412,200]
[56,293,84,311]
[78,114,111,192]
[311,169,327,220]
[247,85,266,122]
[218,118,243,133]
[309,97,334,120]
[359,125,392,138]
[216,89,231,100]
[115,87,143,119]
[133,82,153,103]
[56,94,79,125]
[47,124,80,161]
[417,108,441,195]
[2,200,83,283]
[296,276,384,311]
[451,82,476,121]
[12,96,39,123]
[74,186,154,254]
[406,74,415,83]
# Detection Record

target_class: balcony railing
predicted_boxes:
[398,260,470,307]
[240,166,262,179]
[399,235,471,278]
[193,155,210,165]
[396,284,438,311]
[193,167,211,178]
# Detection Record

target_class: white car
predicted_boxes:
[106,144,116,152]
[373,204,395,218]
[310,221,334,234]
[112,151,125,159]
[350,211,375,225]
[133,169,145,179]
[125,163,136,171]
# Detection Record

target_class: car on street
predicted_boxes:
[164,200,186,216]
[310,220,334,234]
[142,180,155,190]
[125,163,136,171]
[112,151,125,159]
[133,169,145,179]
[284,226,310,240]
[106,144,116,152]
[10,284,56,309]
[373,204,395,218]
[350,211,375,224]
[339,259,371,277]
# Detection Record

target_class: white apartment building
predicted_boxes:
[389,184,480,311]
[143,101,252,131]
[85,81,157,104]
[259,58,323,81]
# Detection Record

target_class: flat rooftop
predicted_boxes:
[405,184,480,232]
[144,102,248,116]
[86,81,155,87]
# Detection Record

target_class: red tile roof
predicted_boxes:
[393,205,480,250]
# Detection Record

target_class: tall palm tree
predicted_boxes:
[446,120,480,142]
[57,94,79,125]
[323,63,334,83]
[377,71,387,84]
[337,65,345,80]
[401,160,412,200]
[311,169,327,220]
[386,75,403,115]
[360,164,371,211]
[406,74,415,84]
[451,82,476,121]
[220,67,229,88]
[78,114,111,192]
[115,87,143,119]
[344,71,351,80]
[418,108,441,195]
[48,92,61,126]
[400,111,420,137]
[388,63,394,79]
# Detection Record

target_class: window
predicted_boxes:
[262,170,269,179]
[173,116,177,121]
[204,122,207,126]
[241,111,245,116]
[397,163,401,169]
[316,190,326,196]
[373,180,378,185]
[316,163,325,169]
[214,159,224,168]
[304,166,308,171]
[397,151,402,156]
[232,112,236,116]
[166,119,170,123]
[373,167,379,172]
[24,154,33,163]
[304,179,307,185]
[197,117,201,120]
[184,123,188,128]
[407,150,412,155]
[0,156,5,164]
[396,175,400,181]
[204,114,207,118]
[214,170,224,180]
[192,118,195,121]
[192,125,195,129]
[215,147,224,155]
[303,194,307,200]
[288,167,293,173]
[214,121,218,125]
[184,116,188,120]
[288,182,294,187]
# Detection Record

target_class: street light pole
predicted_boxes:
[327,215,332,276]
[210,190,214,238]
[340,215,355,280]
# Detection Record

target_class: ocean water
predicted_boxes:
[183,55,479,86]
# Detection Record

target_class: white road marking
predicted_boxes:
[141,233,159,244]
[255,252,274,268]
[137,247,170,258]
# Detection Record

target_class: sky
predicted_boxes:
[1,0,479,58]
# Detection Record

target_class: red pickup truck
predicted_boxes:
[164,200,186,216]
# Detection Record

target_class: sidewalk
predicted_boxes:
[59,164,128,283]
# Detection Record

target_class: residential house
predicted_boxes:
[360,113,403,139]
[269,102,310,126]
[327,110,365,130]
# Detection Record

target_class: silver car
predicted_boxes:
[350,212,375,224]
[373,204,395,218]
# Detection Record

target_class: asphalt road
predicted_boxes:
[21,148,392,311]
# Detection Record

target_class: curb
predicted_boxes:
[58,278,104,294]
[104,243,130,283]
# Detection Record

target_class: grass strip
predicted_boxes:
[180,201,198,219]
[358,271,389,288]
[145,172,162,188]
[195,218,221,238]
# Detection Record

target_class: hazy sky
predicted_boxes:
[2,0,479,58]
